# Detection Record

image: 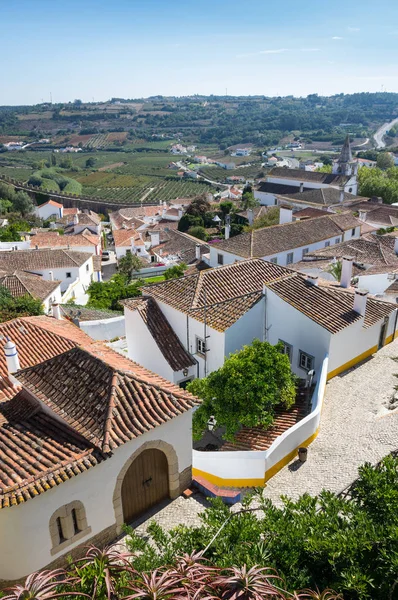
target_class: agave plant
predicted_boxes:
[124,568,185,600]
[73,545,135,600]
[168,552,217,598]
[291,590,343,600]
[2,569,81,600]
[212,565,284,600]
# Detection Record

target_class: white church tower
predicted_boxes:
[333,135,358,194]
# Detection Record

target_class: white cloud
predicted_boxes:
[347,27,360,32]
[300,48,319,52]
[332,36,343,40]
[236,48,288,58]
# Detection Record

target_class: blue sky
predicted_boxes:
[2,0,398,104]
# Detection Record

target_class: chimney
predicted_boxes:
[48,270,54,281]
[358,210,367,222]
[340,256,353,288]
[307,274,318,286]
[339,189,345,203]
[178,208,183,219]
[299,182,304,193]
[394,238,398,256]
[4,337,21,375]
[225,223,230,240]
[73,213,79,225]
[35,244,38,250]
[247,208,254,226]
[353,289,368,316]
[52,302,62,320]
[279,206,293,225]
[195,243,201,261]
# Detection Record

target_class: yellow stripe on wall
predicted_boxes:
[192,468,265,488]
[263,429,319,482]
[327,345,377,380]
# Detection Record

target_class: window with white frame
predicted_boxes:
[286,252,294,265]
[270,257,278,264]
[302,248,309,259]
[196,337,206,356]
[279,340,293,362]
[299,350,314,371]
[325,241,330,248]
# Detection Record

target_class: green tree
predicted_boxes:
[187,225,207,240]
[185,194,211,217]
[327,261,342,281]
[118,252,142,281]
[0,286,44,322]
[376,152,394,170]
[240,185,259,210]
[0,224,23,242]
[188,339,297,440]
[12,191,35,216]
[0,199,12,214]
[50,152,57,166]
[0,182,15,201]
[164,263,187,279]
[87,274,142,310]
[85,157,97,168]
[219,200,233,217]
[178,214,204,232]
[243,207,280,231]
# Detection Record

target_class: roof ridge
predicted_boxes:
[102,372,118,454]
[188,289,262,312]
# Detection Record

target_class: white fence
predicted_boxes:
[192,355,329,487]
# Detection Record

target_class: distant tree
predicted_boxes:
[319,154,333,166]
[0,287,44,323]
[178,214,204,232]
[219,200,233,217]
[164,263,187,280]
[240,189,259,210]
[327,261,342,281]
[0,182,15,202]
[12,191,34,216]
[188,339,297,441]
[377,152,394,171]
[185,195,211,217]
[85,157,97,169]
[0,224,23,242]
[244,207,280,231]
[59,156,73,169]
[317,164,333,173]
[50,152,57,166]
[0,199,12,214]
[87,274,142,310]
[118,252,142,281]
[187,225,207,240]
[74,99,82,105]
[28,175,43,187]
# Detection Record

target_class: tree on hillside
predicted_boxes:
[0,182,15,202]
[188,339,296,440]
[0,286,44,323]
[85,157,97,169]
[377,152,394,170]
[118,252,142,281]
[12,191,34,216]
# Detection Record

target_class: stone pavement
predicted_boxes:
[263,339,398,504]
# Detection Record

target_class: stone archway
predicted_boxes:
[113,440,180,533]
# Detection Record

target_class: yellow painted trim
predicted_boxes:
[264,428,319,482]
[192,467,265,488]
[327,345,377,380]
[385,333,394,345]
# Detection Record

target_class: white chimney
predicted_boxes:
[225,223,230,240]
[340,256,353,288]
[178,208,183,219]
[73,213,79,225]
[394,238,398,255]
[307,274,318,286]
[4,337,21,375]
[48,270,54,281]
[279,206,293,225]
[299,182,304,193]
[195,243,201,261]
[353,289,368,316]
[358,210,367,222]
[247,208,254,226]
[339,189,345,203]
[52,303,62,320]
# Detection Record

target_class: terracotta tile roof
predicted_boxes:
[212,214,361,259]
[353,204,398,226]
[37,199,63,208]
[16,347,198,453]
[221,399,308,451]
[121,297,195,370]
[0,248,93,270]
[266,273,396,333]
[269,166,350,185]
[63,207,79,215]
[113,228,137,248]
[152,229,209,264]
[188,292,263,332]
[293,207,330,219]
[60,304,122,322]
[278,188,365,207]
[257,182,312,196]
[237,206,273,221]
[0,270,60,301]
[31,232,100,248]
[304,236,398,267]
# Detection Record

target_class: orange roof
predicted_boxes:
[32,232,100,248]
[113,228,144,247]
[38,199,63,209]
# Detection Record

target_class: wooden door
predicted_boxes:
[121,448,169,524]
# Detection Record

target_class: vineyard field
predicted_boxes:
[145,179,213,202]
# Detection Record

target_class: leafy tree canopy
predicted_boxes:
[164,263,187,280]
[188,339,296,440]
[87,274,142,310]
[0,286,44,322]
[358,165,398,204]
[187,225,207,240]
[12,191,35,216]
[185,194,211,217]
[376,152,394,170]
[178,214,204,232]
[118,252,142,282]
[244,207,280,231]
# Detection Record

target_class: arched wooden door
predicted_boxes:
[121,448,169,523]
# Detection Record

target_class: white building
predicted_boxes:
[35,200,64,220]
[123,258,397,383]
[113,229,151,261]
[0,316,197,583]
[208,212,362,268]
[31,231,102,256]
[0,248,94,303]
[0,270,62,314]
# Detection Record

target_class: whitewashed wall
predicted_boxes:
[0,240,31,251]
[80,316,125,341]
[356,272,395,296]
[43,285,62,314]
[35,204,63,220]
[224,298,265,357]
[0,411,193,581]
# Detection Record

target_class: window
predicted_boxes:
[325,241,330,248]
[66,272,72,278]
[217,253,224,265]
[279,340,292,362]
[299,350,314,372]
[335,238,341,244]
[302,248,309,259]
[49,501,90,556]
[286,252,294,265]
[270,257,278,264]
[196,337,206,356]
[86,264,89,272]
[349,187,353,193]
[351,228,356,236]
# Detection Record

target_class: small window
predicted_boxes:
[270,257,278,264]
[66,272,72,278]
[286,252,294,265]
[56,517,66,544]
[335,238,341,244]
[349,187,353,193]
[299,350,314,372]
[351,228,356,236]
[196,337,206,356]
[217,253,224,265]
[279,340,292,362]
[325,241,330,248]
[71,508,80,535]
[86,264,89,272]
[302,248,309,259]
